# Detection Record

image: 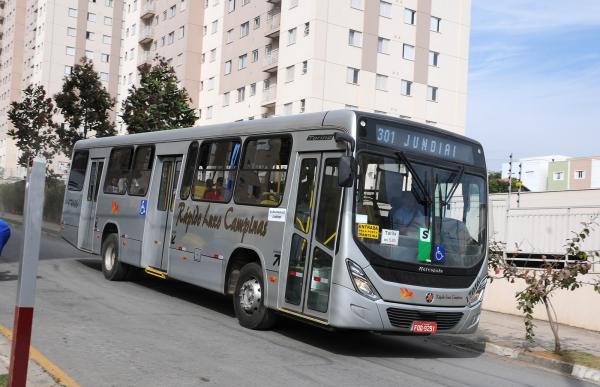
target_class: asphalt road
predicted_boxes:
[0,226,594,387]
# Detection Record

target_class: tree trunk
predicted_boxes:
[543,297,561,353]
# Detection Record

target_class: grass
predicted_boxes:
[530,350,600,369]
[0,373,7,387]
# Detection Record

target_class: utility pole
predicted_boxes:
[517,162,523,208]
[503,154,513,251]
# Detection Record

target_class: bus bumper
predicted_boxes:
[329,284,481,334]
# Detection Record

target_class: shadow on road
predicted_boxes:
[75,258,483,360]
[0,270,18,281]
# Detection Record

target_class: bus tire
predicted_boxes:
[233,262,277,330]
[101,233,129,281]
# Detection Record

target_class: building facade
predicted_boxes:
[501,155,570,192]
[547,156,600,191]
[198,0,471,132]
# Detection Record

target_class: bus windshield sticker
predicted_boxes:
[357,223,379,240]
[417,227,431,262]
[355,214,368,224]
[381,229,399,246]
[433,244,446,264]
[139,199,148,216]
[268,208,287,222]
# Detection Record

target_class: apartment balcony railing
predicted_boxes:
[138,27,154,45]
[263,49,278,72]
[137,50,153,69]
[261,84,277,106]
[265,10,281,38]
[140,2,156,20]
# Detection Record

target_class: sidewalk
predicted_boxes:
[0,331,60,386]
[0,212,61,235]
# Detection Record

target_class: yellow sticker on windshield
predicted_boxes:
[358,224,380,240]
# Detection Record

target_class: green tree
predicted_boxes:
[488,171,527,193]
[54,58,116,156]
[7,84,58,170]
[121,57,198,133]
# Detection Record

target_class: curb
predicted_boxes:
[454,338,600,385]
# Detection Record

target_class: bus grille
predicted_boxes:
[386,308,463,330]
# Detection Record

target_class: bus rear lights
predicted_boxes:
[346,259,380,301]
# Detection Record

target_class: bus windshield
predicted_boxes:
[354,152,486,269]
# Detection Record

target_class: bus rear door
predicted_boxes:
[80,159,104,252]
[280,152,344,322]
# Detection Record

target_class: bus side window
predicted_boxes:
[103,147,133,195]
[180,141,199,200]
[67,150,89,191]
[234,136,292,207]
[192,140,240,203]
[128,146,154,196]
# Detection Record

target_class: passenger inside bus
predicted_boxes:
[107,177,121,193]
[203,179,224,201]
[389,191,426,233]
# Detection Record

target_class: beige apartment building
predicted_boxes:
[198,0,471,133]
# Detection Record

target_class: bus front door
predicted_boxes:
[280,152,344,322]
[147,156,182,271]
[80,159,104,252]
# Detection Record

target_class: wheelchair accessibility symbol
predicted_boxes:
[433,244,446,264]
[139,199,148,216]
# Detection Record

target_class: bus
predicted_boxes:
[61,110,488,333]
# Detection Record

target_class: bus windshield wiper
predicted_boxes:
[440,166,465,206]
[395,152,431,205]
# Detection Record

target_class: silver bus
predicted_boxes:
[61,110,488,333]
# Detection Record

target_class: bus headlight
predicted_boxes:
[467,277,487,306]
[346,259,381,301]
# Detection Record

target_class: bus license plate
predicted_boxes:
[411,321,437,334]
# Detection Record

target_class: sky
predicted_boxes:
[466,0,600,170]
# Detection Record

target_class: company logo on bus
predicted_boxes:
[425,293,434,303]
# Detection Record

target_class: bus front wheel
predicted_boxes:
[101,233,129,281]
[233,262,277,330]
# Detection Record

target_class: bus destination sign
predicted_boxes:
[373,124,477,165]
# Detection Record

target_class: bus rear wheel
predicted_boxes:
[101,233,129,281]
[233,262,277,330]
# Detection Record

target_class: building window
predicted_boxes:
[377,37,389,54]
[68,8,77,17]
[87,12,96,22]
[85,50,94,60]
[284,102,293,115]
[240,21,249,37]
[104,16,113,25]
[239,54,248,69]
[289,0,299,9]
[105,0,113,6]
[227,29,234,43]
[237,87,245,102]
[225,60,232,74]
[169,5,176,17]
[242,0,250,5]
[206,106,213,119]
[223,92,230,106]
[212,20,218,34]
[401,80,412,96]
[553,171,564,181]
[101,53,110,63]
[181,0,187,11]
[288,28,297,45]
[208,77,215,90]
[375,74,388,91]
[429,51,439,67]
[168,31,175,44]
[431,16,441,32]
[286,65,295,82]
[177,26,185,39]
[427,86,438,102]
[250,83,256,96]
[304,22,310,36]
[346,67,359,85]
[228,0,235,12]
[300,99,306,113]
[379,1,391,18]
[210,48,216,62]
[103,35,112,44]
[348,29,362,47]
[66,46,75,56]
[404,8,416,24]
[253,16,261,29]
[302,60,308,74]
[574,170,586,179]
[64,65,73,75]
[403,43,414,60]
[67,27,76,37]
[100,72,109,82]
[86,31,95,40]
[250,49,259,62]
[350,0,363,10]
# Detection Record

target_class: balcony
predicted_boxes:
[261,84,277,107]
[137,50,153,70]
[265,10,280,38]
[263,49,278,73]
[138,27,154,45]
[140,2,156,20]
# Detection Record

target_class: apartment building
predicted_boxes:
[115,0,203,134]
[0,0,124,179]
[547,156,600,191]
[198,0,471,134]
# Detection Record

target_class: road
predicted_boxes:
[0,225,594,386]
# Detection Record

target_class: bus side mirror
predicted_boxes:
[338,156,355,187]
